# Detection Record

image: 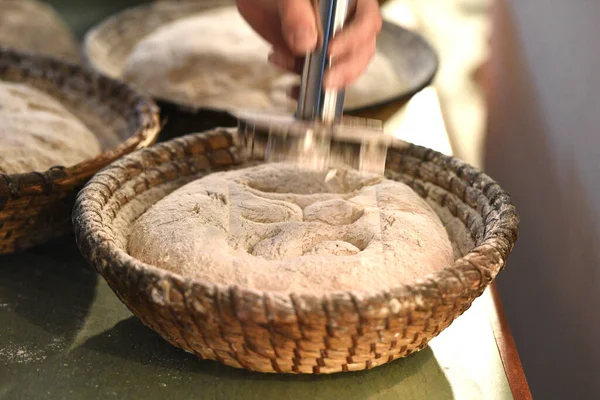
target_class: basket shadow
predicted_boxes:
[77,316,454,399]
[0,235,98,339]
[0,235,98,383]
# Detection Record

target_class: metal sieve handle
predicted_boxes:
[296,0,357,124]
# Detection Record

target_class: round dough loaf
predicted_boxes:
[0,81,102,174]
[122,6,404,112]
[128,163,454,295]
[0,0,80,62]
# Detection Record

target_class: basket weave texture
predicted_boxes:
[73,128,519,374]
[0,49,160,254]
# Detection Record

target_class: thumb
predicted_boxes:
[278,0,318,55]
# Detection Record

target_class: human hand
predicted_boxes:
[237,0,382,90]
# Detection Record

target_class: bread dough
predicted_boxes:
[123,6,405,112]
[0,81,102,174]
[0,0,80,62]
[128,163,454,295]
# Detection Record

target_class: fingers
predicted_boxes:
[324,36,377,89]
[325,0,382,89]
[237,0,289,50]
[328,0,382,59]
[289,84,300,100]
[238,0,317,54]
[264,0,382,90]
[268,49,305,74]
[278,0,318,54]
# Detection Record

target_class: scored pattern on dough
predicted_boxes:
[74,128,519,374]
[128,163,454,294]
[234,173,373,258]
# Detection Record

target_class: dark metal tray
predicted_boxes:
[79,0,438,138]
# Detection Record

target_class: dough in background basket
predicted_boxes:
[0,81,101,174]
[0,0,80,62]
[129,163,454,295]
[122,6,405,112]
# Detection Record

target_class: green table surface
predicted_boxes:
[45,0,153,40]
[0,237,512,400]
[0,2,513,399]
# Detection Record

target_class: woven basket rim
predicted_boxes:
[0,47,161,199]
[74,128,519,319]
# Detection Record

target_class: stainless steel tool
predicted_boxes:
[235,0,393,174]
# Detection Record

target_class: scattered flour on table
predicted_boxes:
[0,339,62,365]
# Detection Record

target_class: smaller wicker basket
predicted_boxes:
[0,48,160,255]
[73,128,519,374]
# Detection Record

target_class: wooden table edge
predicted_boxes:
[488,283,533,399]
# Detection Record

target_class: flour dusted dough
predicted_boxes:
[122,6,404,111]
[0,82,101,174]
[128,164,454,295]
[0,0,80,62]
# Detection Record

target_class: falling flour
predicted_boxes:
[122,6,405,112]
[128,163,454,295]
[0,81,101,174]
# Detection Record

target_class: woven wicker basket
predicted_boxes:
[73,128,519,374]
[0,49,160,254]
